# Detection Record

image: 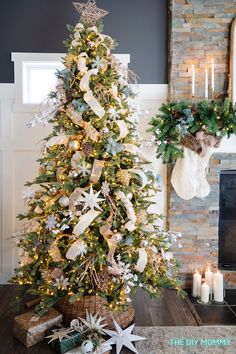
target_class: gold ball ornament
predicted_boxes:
[59,196,70,207]
[102,152,109,159]
[34,191,42,200]
[69,140,80,151]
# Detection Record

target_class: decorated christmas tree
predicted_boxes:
[11,0,181,319]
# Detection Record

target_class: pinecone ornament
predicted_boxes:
[136,210,148,225]
[65,53,75,68]
[39,166,46,175]
[116,170,131,186]
[82,141,93,156]
[96,269,111,292]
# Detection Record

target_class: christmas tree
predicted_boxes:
[11,0,181,316]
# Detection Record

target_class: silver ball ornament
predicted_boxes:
[69,170,79,179]
[49,187,58,196]
[69,140,80,151]
[102,127,109,135]
[80,340,94,354]
[59,196,70,207]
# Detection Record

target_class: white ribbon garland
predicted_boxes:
[84,90,105,118]
[136,248,148,273]
[77,52,88,74]
[73,209,101,236]
[111,83,122,105]
[46,135,71,148]
[115,191,136,231]
[129,169,148,189]
[80,69,98,92]
[66,239,87,261]
[115,120,129,141]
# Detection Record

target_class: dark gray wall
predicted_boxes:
[0,0,168,84]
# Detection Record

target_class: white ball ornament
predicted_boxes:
[69,140,80,151]
[114,232,123,242]
[127,192,133,200]
[59,196,70,207]
[80,340,94,354]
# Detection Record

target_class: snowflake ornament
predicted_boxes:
[22,187,36,200]
[108,107,120,120]
[106,137,123,156]
[77,186,105,211]
[53,275,70,290]
[91,57,107,70]
[101,181,110,197]
[46,215,57,230]
[77,161,92,177]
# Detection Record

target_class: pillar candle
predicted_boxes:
[213,271,224,302]
[193,270,201,297]
[205,68,208,99]
[205,266,213,294]
[192,64,195,97]
[201,282,210,303]
[211,58,215,93]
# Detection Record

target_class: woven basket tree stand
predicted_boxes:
[55,295,135,329]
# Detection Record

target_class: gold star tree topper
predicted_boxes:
[73,0,109,26]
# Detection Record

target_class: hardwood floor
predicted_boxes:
[0,285,198,354]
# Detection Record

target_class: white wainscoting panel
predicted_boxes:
[136,85,168,226]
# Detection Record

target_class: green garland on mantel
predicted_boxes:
[149,98,236,164]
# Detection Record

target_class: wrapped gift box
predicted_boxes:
[13,308,62,348]
[47,328,81,354]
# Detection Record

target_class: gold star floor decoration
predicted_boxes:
[73,0,109,26]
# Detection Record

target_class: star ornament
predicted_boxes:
[46,327,74,343]
[103,320,146,354]
[73,0,109,26]
[79,310,107,334]
[78,185,105,211]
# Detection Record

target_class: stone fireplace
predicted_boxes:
[168,0,236,288]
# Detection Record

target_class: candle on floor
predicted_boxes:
[192,64,195,97]
[205,265,213,295]
[201,282,210,303]
[213,270,224,302]
[193,270,201,297]
[211,58,215,95]
[205,68,208,99]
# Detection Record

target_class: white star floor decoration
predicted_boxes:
[103,319,146,354]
